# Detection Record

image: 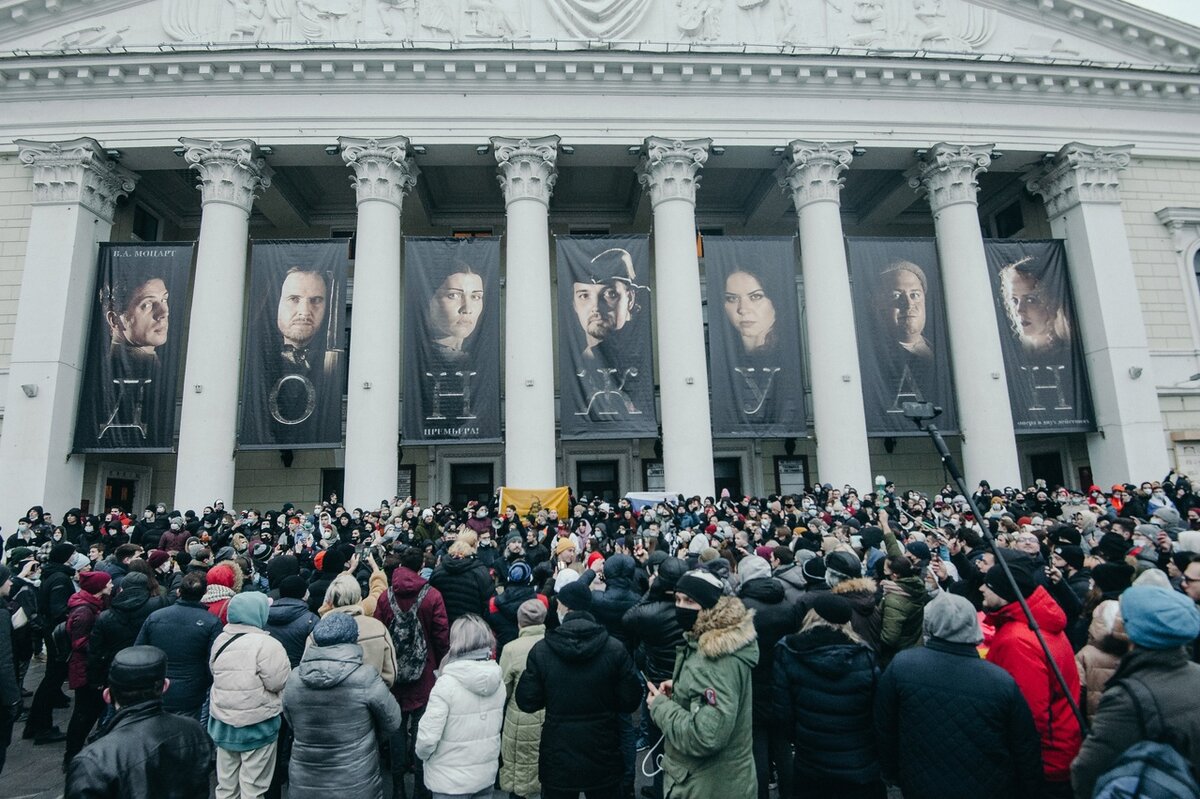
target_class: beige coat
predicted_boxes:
[1075,599,1128,721]
[498,624,546,797]
[312,605,397,687]
[209,624,292,728]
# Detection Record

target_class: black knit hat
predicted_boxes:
[675,570,724,609]
[984,552,1039,604]
[809,592,853,625]
[49,542,76,565]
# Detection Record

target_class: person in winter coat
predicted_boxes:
[516,580,642,799]
[1074,599,1128,721]
[981,558,1081,795]
[416,614,506,799]
[647,570,758,799]
[86,572,166,690]
[877,592,1044,799]
[203,561,242,624]
[134,571,223,719]
[498,599,547,799]
[374,547,450,799]
[209,592,292,799]
[62,571,112,761]
[65,646,213,799]
[282,613,403,799]
[878,555,930,666]
[0,565,20,776]
[429,537,496,625]
[830,569,883,653]
[314,574,397,687]
[487,561,548,655]
[1071,585,1200,798]
[736,555,800,799]
[24,542,76,742]
[775,593,882,799]
[266,576,319,668]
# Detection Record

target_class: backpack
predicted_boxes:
[387,584,430,684]
[1092,677,1200,799]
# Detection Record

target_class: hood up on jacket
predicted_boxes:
[297,642,365,689]
[985,585,1067,635]
[111,573,152,612]
[545,611,611,662]
[269,597,314,625]
[440,657,502,696]
[738,576,786,605]
[691,596,759,662]
[778,625,871,679]
[603,553,636,589]
[391,565,428,598]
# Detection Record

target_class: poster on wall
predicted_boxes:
[74,243,195,452]
[985,239,1094,433]
[703,236,806,437]
[556,235,658,439]
[402,237,502,443]
[847,237,959,435]
[240,239,349,449]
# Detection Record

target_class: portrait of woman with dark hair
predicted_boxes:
[722,266,778,357]
[423,262,486,363]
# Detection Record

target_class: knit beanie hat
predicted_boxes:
[67,552,90,573]
[279,575,308,600]
[517,598,547,628]
[507,561,533,586]
[675,570,724,609]
[312,611,360,646]
[1121,586,1200,650]
[554,538,575,556]
[49,543,76,565]
[227,592,269,629]
[146,550,170,571]
[79,570,111,593]
[801,556,827,584]
[656,558,687,593]
[923,592,983,645]
[1093,562,1135,595]
[737,555,771,584]
[553,568,580,593]
[557,580,592,613]
[1053,545,1085,571]
[1094,532,1130,563]
[7,547,35,566]
[809,592,853,626]
[984,553,1038,604]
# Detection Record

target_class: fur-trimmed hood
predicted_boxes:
[832,577,877,597]
[690,595,758,659]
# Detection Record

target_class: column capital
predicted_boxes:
[638,136,711,207]
[492,135,559,206]
[1026,142,1133,218]
[178,138,273,213]
[908,143,993,214]
[16,137,138,223]
[338,136,419,209]
[781,140,855,210]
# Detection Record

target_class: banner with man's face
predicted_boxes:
[74,243,194,452]
[847,238,958,435]
[240,240,349,448]
[985,240,1095,433]
[403,237,501,443]
[557,235,657,439]
[704,237,807,437]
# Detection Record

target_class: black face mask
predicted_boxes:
[675,606,700,632]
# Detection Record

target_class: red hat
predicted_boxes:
[587,551,604,569]
[207,563,236,589]
[1017,517,1033,527]
[78,571,111,594]
[705,524,717,535]
[313,551,326,572]
[146,550,170,571]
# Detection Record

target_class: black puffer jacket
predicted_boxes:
[430,554,496,624]
[874,638,1044,799]
[774,626,879,785]
[623,560,688,683]
[86,574,166,687]
[487,583,545,654]
[583,554,641,646]
[65,700,213,799]
[516,611,641,792]
[737,576,800,725]
[134,599,223,713]
[38,561,76,626]
[266,597,319,668]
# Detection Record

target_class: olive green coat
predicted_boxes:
[498,624,546,797]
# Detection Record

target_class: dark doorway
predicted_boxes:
[321,469,345,505]
[450,463,494,507]
[714,458,742,500]
[104,478,136,514]
[576,460,619,503]
[1028,452,1066,490]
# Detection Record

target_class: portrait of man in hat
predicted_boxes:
[571,247,646,362]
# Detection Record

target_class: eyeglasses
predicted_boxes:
[1182,573,1200,585]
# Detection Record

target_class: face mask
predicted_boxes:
[171,523,182,531]
[675,606,700,632]
[84,525,94,533]
[18,523,28,532]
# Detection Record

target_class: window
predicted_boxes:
[131,205,161,242]
[450,463,493,506]
[713,457,742,499]
[452,229,493,238]
[576,460,619,502]
[992,200,1024,239]
[642,460,665,492]
[774,456,810,496]
[570,226,610,235]
[397,464,416,502]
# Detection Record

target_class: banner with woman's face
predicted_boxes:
[985,240,1094,432]
[704,237,807,437]
[556,235,658,439]
[74,243,194,452]
[847,237,959,435]
[403,237,501,443]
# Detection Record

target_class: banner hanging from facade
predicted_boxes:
[240,239,349,449]
[74,243,195,452]
[847,237,959,435]
[556,235,658,439]
[499,486,571,518]
[402,237,502,444]
[985,240,1095,433]
[703,236,807,437]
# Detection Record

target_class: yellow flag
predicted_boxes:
[499,486,571,518]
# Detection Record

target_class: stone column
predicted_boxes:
[782,141,871,489]
[0,139,136,522]
[910,143,1021,487]
[493,136,559,488]
[638,137,715,496]
[1028,143,1168,483]
[174,139,271,511]
[339,137,417,508]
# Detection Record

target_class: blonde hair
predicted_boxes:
[799,607,862,643]
[323,573,363,610]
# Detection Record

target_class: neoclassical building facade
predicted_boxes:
[0,0,1198,517]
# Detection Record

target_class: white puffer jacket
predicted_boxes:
[415,657,505,794]
[209,623,292,727]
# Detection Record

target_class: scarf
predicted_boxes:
[201,584,236,606]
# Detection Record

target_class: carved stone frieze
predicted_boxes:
[638,137,711,207]
[16,137,138,222]
[178,138,272,213]
[339,136,418,209]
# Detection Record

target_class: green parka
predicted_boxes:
[498,623,546,797]
[880,576,931,661]
[649,596,758,799]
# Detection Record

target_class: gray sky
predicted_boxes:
[1119,0,1200,28]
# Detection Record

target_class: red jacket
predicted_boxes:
[985,586,1082,782]
[374,566,450,712]
[66,590,107,690]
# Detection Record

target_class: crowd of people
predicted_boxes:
[1,473,1200,799]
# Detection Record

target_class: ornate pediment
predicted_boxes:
[0,0,1197,67]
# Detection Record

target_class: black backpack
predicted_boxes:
[1092,677,1200,799]
[386,585,430,684]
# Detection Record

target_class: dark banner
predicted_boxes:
[556,235,657,439]
[847,237,958,435]
[985,240,1095,433]
[240,240,349,449]
[703,236,806,437]
[74,243,194,452]
[402,237,501,444]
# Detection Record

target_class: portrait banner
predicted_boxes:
[703,236,806,437]
[73,243,195,452]
[847,237,959,435]
[985,240,1095,433]
[402,237,501,444]
[240,239,349,449]
[556,235,658,440]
